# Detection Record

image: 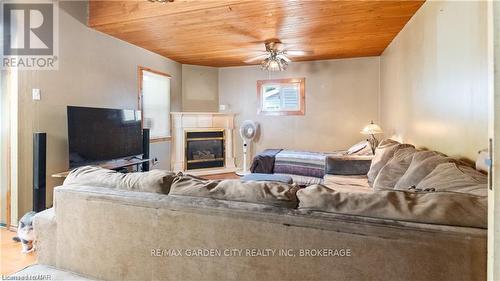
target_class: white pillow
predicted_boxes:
[347,140,369,155]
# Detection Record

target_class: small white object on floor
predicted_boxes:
[10,264,98,281]
[476,149,490,173]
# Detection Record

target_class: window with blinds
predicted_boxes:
[257,78,305,116]
[139,67,171,141]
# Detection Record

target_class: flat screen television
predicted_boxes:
[67,106,143,168]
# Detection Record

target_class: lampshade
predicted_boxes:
[361,121,383,135]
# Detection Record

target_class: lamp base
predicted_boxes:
[367,135,379,155]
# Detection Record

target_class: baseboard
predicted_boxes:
[184,167,238,176]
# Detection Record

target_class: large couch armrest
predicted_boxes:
[34,208,57,266]
[325,155,373,175]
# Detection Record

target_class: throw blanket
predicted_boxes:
[274,150,326,178]
[250,149,283,174]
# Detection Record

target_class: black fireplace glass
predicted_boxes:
[186,138,224,170]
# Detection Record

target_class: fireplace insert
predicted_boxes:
[185,130,225,170]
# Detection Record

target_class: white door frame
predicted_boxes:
[488,1,500,280]
[0,68,19,228]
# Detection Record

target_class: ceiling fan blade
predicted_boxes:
[277,54,291,62]
[244,54,269,63]
[242,49,268,54]
[285,50,313,56]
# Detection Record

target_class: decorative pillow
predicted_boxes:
[373,147,417,190]
[64,166,176,194]
[354,143,374,156]
[415,162,487,196]
[297,184,487,228]
[347,140,369,155]
[394,151,452,190]
[169,175,299,208]
[325,155,373,176]
[366,139,414,186]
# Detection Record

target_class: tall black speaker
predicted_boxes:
[142,128,150,172]
[33,132,46,212]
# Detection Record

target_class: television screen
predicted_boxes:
[67,106,143,168]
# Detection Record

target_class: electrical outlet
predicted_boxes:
[219,104,229,111]
[32,88,41,101]
[152,157,159,166]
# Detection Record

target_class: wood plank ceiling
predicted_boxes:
[89,0,425,67]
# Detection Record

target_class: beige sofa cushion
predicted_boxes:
[169,175,299,208]
[64,166,175,194]
[373,147,417,190]
[323,175,372,193]
[297,184,487,228]
[416,163,487,196]
[367,139,414,186]
[394,151,452,190]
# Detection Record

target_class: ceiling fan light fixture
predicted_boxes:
[261,56,288,72]
[269,60,279,70]
[248,40,305,72]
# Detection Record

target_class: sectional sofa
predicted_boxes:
[34,139,487,281]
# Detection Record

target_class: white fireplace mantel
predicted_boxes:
[170,112,237,175]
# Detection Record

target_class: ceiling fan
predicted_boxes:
[244,40,311,72]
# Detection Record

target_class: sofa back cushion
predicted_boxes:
[64,166,176,194]
[297,184,487,228]
[169,175,300,208]
[373,147,417,190]
[367,139,414,186]
[394,151,452,190]
[415,162,487,196]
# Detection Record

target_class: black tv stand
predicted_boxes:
[51,158,151,178]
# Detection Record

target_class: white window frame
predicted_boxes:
[138,66,171,142]
[257,78,305,116]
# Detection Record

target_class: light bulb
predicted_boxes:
[269,60,279,71]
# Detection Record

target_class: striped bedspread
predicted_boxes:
[274,150,326,178]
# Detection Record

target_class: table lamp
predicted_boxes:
[361,121,383,154]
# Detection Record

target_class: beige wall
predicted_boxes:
[15,1,182,217]
[380,0,488,160]
[182,64,218,112]
[219,57,380,167]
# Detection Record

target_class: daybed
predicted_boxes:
[249,144,373,185]
[250,149,328,185]
[34,139,487,281]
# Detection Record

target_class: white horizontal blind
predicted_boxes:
[141,70,170,139]
[281,84,300,110]
[262,83,300,111]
